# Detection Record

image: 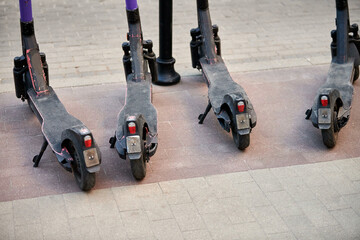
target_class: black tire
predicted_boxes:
[130,152,146,180]
[353,66,359,82]
[68,141,96,191]
[129,128,147,180]
[321,108,338,148]
[232,132,250,150]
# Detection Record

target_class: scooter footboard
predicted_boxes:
[200,57,257,127]
[115,74,158,157]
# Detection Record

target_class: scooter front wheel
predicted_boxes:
[68,141,96,191]
[321,108,338,148]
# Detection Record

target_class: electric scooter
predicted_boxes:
[189,0,257,150]
[109,0,158,180]
[306,0,359,148]
[12,0,101,190]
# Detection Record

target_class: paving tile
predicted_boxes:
[171,203,205,231]
[201,213,241,240]
[267,232,296,240]
[150,219,183,240]
[237,222,268,240]
[250,205,289,234]
[141,195,173,221]
[69,216,101,240]
[310,185,349,211]
[0,213,15,240]
[182,229,212,240]
[250,169,284,192]
[13,198,40,226]
[94,213,127,240]
[14,224,42,240]
[297,199,338,228]
[343,193,360,216]
[112,185,142,212]
[219,197,256,224]
[63,191,93,219]
[0,201,13,215]
[331,208,360,238]
[265,191,303,217]
[284,215,325,240]
[120,209,154,239]
[163,191,193,205]
[317,225,351,240]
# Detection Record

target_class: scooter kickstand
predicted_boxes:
[109,134,116,149]
[198,102,212,124]
[33,138,48,167]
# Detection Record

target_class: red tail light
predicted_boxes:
[84,135,92,148]
[321,96,328,107]
[237,101,245,112]
[128,122,136,134]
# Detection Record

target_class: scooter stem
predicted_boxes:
[19,0,33,22]
[336,0,349,64]
[126,0,138,10]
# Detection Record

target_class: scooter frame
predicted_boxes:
[109,0,158,180]
[306,0,360,148]
[13,0,101,190]
[190,0,257,150]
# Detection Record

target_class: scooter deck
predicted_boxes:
[116,73,157,139]
[320,61,354,109]
[200,57,256,119]
[28,87,83,154]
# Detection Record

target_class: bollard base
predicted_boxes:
[154,57,180,86]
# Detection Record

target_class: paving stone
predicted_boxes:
[310,185,349,211]
[171,203,205,231]
[331,208,360,238]
[283,215,325,240]
[150,219,183,240]
[265,191,303,217]
[267,232,296,240]
[13,198,40,226]
[250,205,289,234]
[69,216,101,240]
[141,195,173,221]
[14,224,42,240]
[297,199,338,228]
[249,169,284,192]
[182,230,212,240]
[112,185,142,212]
[0,213,15,240]
[0,201,13,215]
[219,197,256,224]
[63,191,93,219]
[120,209,154,239]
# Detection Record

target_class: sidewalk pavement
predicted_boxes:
[1,158,360,240]
[1,0,360,239]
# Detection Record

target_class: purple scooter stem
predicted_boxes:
[19,0,33,22]
[125,0,138,10]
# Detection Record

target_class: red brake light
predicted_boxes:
[321,96,328,107]
[84,135,92,148]
[128,122,136,134]
[237,101,245,112]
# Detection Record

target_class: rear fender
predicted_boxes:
[61,126,101,173]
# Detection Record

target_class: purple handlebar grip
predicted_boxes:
[19,0,33,22]
[125,0,138,10]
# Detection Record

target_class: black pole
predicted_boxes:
[154,0,180,85]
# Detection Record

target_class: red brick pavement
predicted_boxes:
[1,65,359,201]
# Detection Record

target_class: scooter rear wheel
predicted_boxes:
[231,125,250,150]
[321,108,338,148]
[68,141,96,191]
[353,66,359,82]
[130,129,147,180]
[130,153,146,180]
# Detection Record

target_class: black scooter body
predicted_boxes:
[307,0,360,148]
[190,0,257,150]
[13,20,101,190]
[110,7,158,180]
